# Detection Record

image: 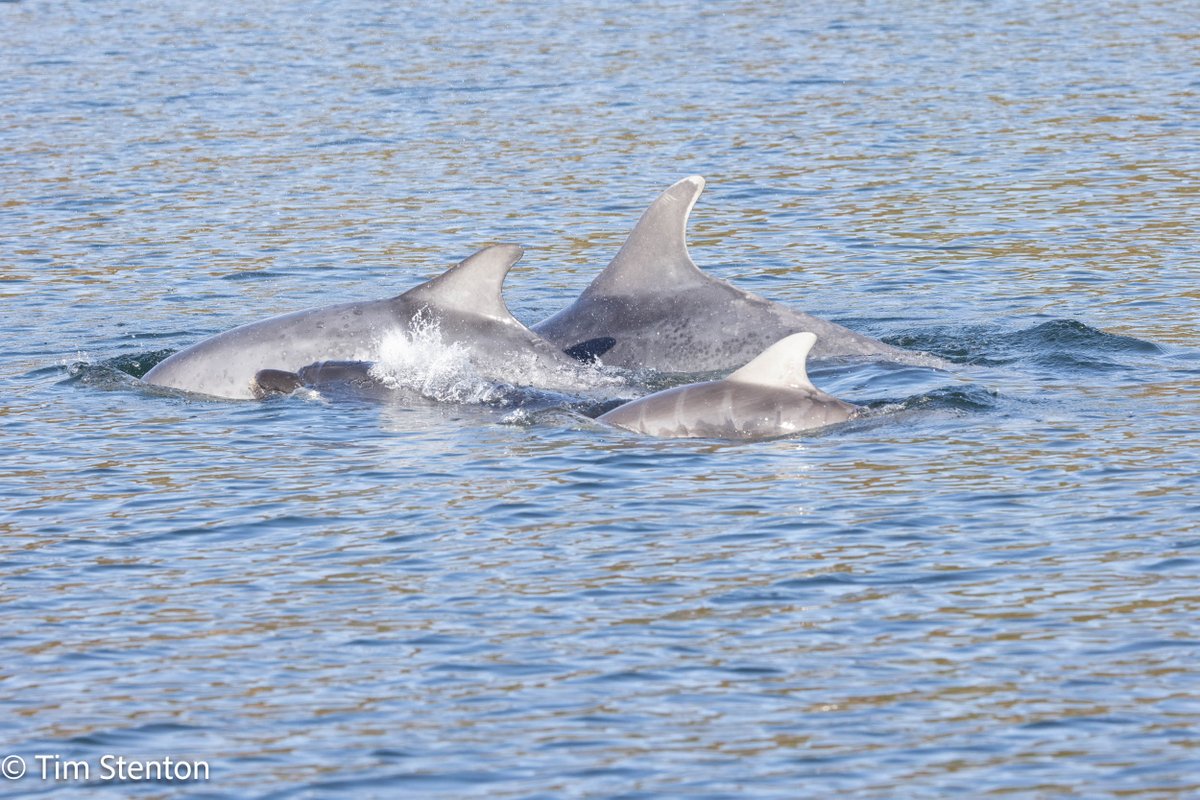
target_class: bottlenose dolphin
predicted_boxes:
[597,332,860,439]
[534,176,947,373]
[250,359,595,412]
[144,245,583,400]
[250,361,398,401]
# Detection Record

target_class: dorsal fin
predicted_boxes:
[727,332,818,391]
[399,244,523,324]
[585,176,708,295]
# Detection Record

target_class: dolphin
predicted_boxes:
[143,244,584,400]
[250,361,402,401]
[533,176,947,373]
[597,332,860,439]
[249,359,596,413]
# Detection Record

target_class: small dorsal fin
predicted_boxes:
[399,244,523,324]
[586,176,708,295]
[727,332,818,391]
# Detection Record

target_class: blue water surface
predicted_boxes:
[1,1,1198,798]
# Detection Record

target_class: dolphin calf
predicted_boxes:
[250,361,401,401]
[534,176,947,373]
[144,244,584,400]
[597,332,859,439]
[249,359,605,415]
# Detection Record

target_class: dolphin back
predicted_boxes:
[534,177,948,372]
[143,244,574,400]
[598,332,859,439]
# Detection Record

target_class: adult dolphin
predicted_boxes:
[598,332,860,440]
[534,177,947,373]
[144,245,584,400]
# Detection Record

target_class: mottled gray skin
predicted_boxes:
[144,245,578,400]
[535,176,947,373]
[599,380,858,439]
[598,332,860,440]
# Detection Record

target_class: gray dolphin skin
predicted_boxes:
[534,176,946,373]
[251,361,390,401]
[144,244,580,400]
[597,332,860,439]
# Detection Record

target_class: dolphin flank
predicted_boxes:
[250,361,398,401]
[597,332,860,440]
[534,176,948,373]
[144,245,581,400]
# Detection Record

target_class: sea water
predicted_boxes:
[1,1,1197,797]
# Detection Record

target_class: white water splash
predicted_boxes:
[369,310,631,405]
[496,343,630,394]
[370,312,506,405]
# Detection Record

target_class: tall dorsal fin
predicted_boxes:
[727,332,818,391]
[585,176,708,295]
[399,244,524,324]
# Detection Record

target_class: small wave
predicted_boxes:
[897,383,1002,413]
[852,383,1000,422]
[501,407,608,430]
[105,349,175,378]
[890,318,1160,368]
[62,360,144,392]
[220,269,290,282]
[1019,319,1160,354]
[832,383,1001,437]
[60,348,178,390]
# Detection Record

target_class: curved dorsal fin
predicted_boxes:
[727,332,818,391]
[399,244,524,324]
[585,176,708,295]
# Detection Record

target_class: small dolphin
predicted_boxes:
[144,245,581,400]
[597,332,859,439]
[250,359,604,415]
[534,176,947,373]
[250,361,403,401]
